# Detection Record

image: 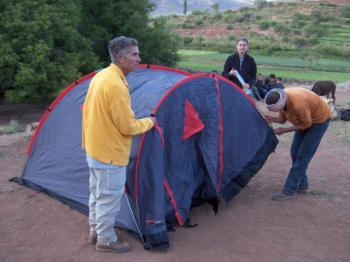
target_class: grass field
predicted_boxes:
[178,49,350,82]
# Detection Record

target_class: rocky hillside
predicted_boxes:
[150,0,253,16]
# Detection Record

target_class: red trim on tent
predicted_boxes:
[27,71,97,155]
[154,122,165,147]
[182,100,205,140]
[214,77,224,192]
[163,177,184,225]
[216,74,256,106]
[152,73,211,115]
[134,133,147,201]
[138,64,191,76]
[146,219,156,224]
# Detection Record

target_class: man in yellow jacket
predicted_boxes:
[82,36,155,253]
[264,88,330,201]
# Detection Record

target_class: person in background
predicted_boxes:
[265,73,277,91]
[264,88,330,200]
[222,37,257,90]
[251,73,266,100]
[82,36,155,253]
[274,77,285,89]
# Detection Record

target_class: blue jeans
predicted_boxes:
[283,119,330,195]
[88,166,126,243]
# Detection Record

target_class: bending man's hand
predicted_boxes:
[274,127,287,135]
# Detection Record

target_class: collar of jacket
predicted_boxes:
[110,63,128,87]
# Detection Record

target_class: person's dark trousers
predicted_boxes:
[283,119,330,195]
[251,86,262,100]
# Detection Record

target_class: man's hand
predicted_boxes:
[264,115,275,124]
[150,117,157,124]
[274,127,286,135]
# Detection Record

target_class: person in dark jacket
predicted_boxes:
[222,37,257,89]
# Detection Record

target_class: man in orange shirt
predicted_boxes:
[264,88,330,200]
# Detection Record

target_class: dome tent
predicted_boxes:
[13,64,278,249]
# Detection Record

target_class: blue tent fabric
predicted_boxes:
[13,65,278,249]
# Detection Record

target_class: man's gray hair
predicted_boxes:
[108,36,138,64]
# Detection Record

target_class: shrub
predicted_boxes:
[182,36,194,46]
[255,0,268,10]
[258,20,270,30]
[182,23,195,29]
[305,25,327,37]
[273,23,291,34]
[315,44,350,58]
[341,7,350,18]
[213,13,223,21]
[292,37,308,48]
[195,19,204,27]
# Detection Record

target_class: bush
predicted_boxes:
[213,13,223,21]
[258,20,270,30]
[315,44,350,58]
[255,0,268,10]
[195,19,204,27]
[341,7,350,18]
[182,36,194,46]
[192,10,207,16]
[273,23,291,34]
[305,25,327,37]
[292,37,308,48]
[234,15,245,23]
[224,14,236,23]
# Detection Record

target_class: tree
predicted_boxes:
[78,0,179,67]
[0,0,99,103]
[255,0,267,9]
[0,0,180,103]
[184,0,188,15]
[211,3,219,14]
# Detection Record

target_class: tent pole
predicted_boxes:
[125,194,145,244]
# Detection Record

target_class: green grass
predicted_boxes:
[178,49,350,82]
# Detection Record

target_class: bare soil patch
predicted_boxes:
[0,85,350,261]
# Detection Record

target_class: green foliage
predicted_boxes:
[314,44,350,58]
[211,3,219,14]
[183,36,194,46]
[305,25,327,37]
[139,17,180,66]
[341,6,350,18]
[258,20,270,30]
[0,120,23,135]
[273,22,291,34]
[0,0,98,103]
[0,0,180,103]
[255,0,268,10]
[195,18,204,27]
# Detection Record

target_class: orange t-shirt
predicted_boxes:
[281,88,330,130]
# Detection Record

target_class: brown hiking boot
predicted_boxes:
[88,231,97,244]
[96,239,132,253]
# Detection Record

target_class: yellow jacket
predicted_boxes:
[82,64,154,165]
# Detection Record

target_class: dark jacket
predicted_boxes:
[222,53,257,88]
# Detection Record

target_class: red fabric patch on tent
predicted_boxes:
[182,100,205,140]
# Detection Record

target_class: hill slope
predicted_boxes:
[150,0,253,16]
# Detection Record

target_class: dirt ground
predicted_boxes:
[1,85,350,262]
